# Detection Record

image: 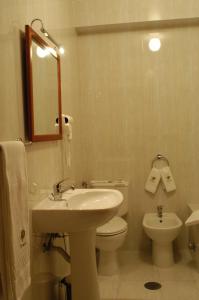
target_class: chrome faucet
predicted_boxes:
[157,205,163,218]
[52,179,75,201]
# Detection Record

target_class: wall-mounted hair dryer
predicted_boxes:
[62,114,73,141]
[55,114,74,141]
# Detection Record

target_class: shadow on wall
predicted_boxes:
[20,29,29,140]
[0,275,3,300]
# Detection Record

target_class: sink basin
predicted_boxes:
[32,188,123,300]
[32,188,123,233]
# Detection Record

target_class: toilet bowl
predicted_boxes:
[90,180,129,276]
[96,216,128,275]
[185,203,199,270]
[143,212,182,267]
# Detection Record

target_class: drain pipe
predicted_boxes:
[60,276,72,300]
[43,233,71,263]
[188,241,196,252]
[50,245,71,263]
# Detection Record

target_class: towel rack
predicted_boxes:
[16,138,32,146]
[151,154,169,168]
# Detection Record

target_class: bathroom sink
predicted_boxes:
[32,188,123,300]
[32,188,123,233]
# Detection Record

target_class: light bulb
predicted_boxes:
[59,46,65,55]
[149,38,161,52]
[36,46,47,58]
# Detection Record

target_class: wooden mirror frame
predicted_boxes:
[25,25,62,142]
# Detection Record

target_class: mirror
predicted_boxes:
[25,25,62,142]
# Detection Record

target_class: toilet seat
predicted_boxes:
[96,217,127,236]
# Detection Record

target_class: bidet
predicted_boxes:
[143,212,182,267]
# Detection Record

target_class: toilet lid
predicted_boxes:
[97,217,127,236]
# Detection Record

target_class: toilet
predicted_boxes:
[143,212,182,267]
[185,203,199,270]
[90,180,128,275]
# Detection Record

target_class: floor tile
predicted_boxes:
[157,260,196,281]
[98,250,199,300]
[118,251,160,282]
[187,259,199,280]
[117,280,162,300]
[194,278,199,291]
[160,280,199,300]
[98,274,119,300]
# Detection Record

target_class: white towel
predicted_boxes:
[160,166,176,193]
[0,141,31,300]
[145,167,161,194]
[185,210,199,226]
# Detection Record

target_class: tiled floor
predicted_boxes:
[98,250,199,300]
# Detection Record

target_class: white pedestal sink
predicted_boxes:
[32,189,123,300]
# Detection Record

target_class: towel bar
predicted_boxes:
[16,138,32,146]
[151,154,169,168]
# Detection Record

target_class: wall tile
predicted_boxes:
[77,25,199,250]
[0,0,80,189]
[73,0,199,27]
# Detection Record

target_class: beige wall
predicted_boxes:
[0,0,80,189]
[72,0,199,252]
[73,0,199,27]
[76,23,199,250]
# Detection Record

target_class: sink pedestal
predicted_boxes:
[69,228,100,300]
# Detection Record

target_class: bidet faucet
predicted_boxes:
[157,205,163,218]
[52,178,75,201]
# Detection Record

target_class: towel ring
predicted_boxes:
[151,154,169,168]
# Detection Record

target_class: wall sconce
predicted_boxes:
[31,18,65,55]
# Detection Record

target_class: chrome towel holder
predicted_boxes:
[151,154,169,168]
[16,138,32,146]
